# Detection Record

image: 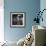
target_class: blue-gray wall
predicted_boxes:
[4,0,40,42]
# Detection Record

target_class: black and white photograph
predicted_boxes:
[10,12,25,27]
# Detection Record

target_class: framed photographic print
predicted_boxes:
[10,12,25,27]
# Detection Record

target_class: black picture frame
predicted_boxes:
[10,12,26,28]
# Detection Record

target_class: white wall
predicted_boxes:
[40,0,46,27]
[40,0,46,9]
[40,0,46,26]
[0,0,4,42]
